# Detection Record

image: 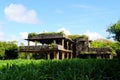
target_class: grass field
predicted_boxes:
[0,59,120,80]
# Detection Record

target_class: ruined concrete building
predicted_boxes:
[19,32,113,60]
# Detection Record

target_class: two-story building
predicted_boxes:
[19,32,113,59]
[20,32,73,60]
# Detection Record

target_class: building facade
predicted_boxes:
[19,32,113,59]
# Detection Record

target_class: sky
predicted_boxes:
[0,0,120,45]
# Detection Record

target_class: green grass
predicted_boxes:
[0,59,120,80]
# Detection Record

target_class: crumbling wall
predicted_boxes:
[72,38,89,57]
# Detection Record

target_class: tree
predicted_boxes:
[107,20,120,42]
[4,41,18,59]
[107,20,120,58]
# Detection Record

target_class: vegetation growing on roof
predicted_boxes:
[28,31,88,40]
[28,32,38,38]
[90,39,116,55]
[28,31,65,38]
[68,35,88,40]
[39,31,65,35]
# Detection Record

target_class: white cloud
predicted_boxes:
[20,32,28,39]
[4,3,39,24]
[84,31,103,40]
[57,27,71,35]
[19,32,35,46]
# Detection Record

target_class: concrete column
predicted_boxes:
[57,51,59,60]
[26,41,30,59]
[97,54,101,59]
[62,52,65,60]
[88,54,91,58]
[47,53,50,60]
[109,54,113,59]
[53,40,56,44]
[28,41,30,46]
[86,38,89,51]
[26,52,30,59]
[35,41,37,46]
[54,51,57,60]
[102,55,105,59]
[71,53,73,59]
[67,53,69,59]
[62,39,64,48]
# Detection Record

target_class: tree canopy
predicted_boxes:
[0,41,18,59]
[107,20,120,42]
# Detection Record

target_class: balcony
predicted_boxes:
[19,44,66,52]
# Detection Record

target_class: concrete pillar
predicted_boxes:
[88,54,91,58]
[57,51,59,60]
[62,39,64,48]
[47,53,50,60]
[26,52,30,59]
[71,53,73,59]
[103,55,105,59]
[62,52,65,60]
[26,41,30,59]
[35,41,37,46]
[28,41,30,46]
[53,40,56,44]
[97,54,101,59]
[109,54,113,59]
[86,38,89,51]
[54,51,57,60]
[67,53,69,59]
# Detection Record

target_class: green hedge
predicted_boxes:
[0,59,120,80]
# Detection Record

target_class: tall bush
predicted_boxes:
[0,41,18,59]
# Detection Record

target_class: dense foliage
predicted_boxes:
[107,20,120,58]
[90,39,113,48]
[0,59,119,80]
[0,41,18,59]
[90,39,117,55]
[107,20,120,42]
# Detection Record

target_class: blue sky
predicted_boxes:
[0,0,120,45]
